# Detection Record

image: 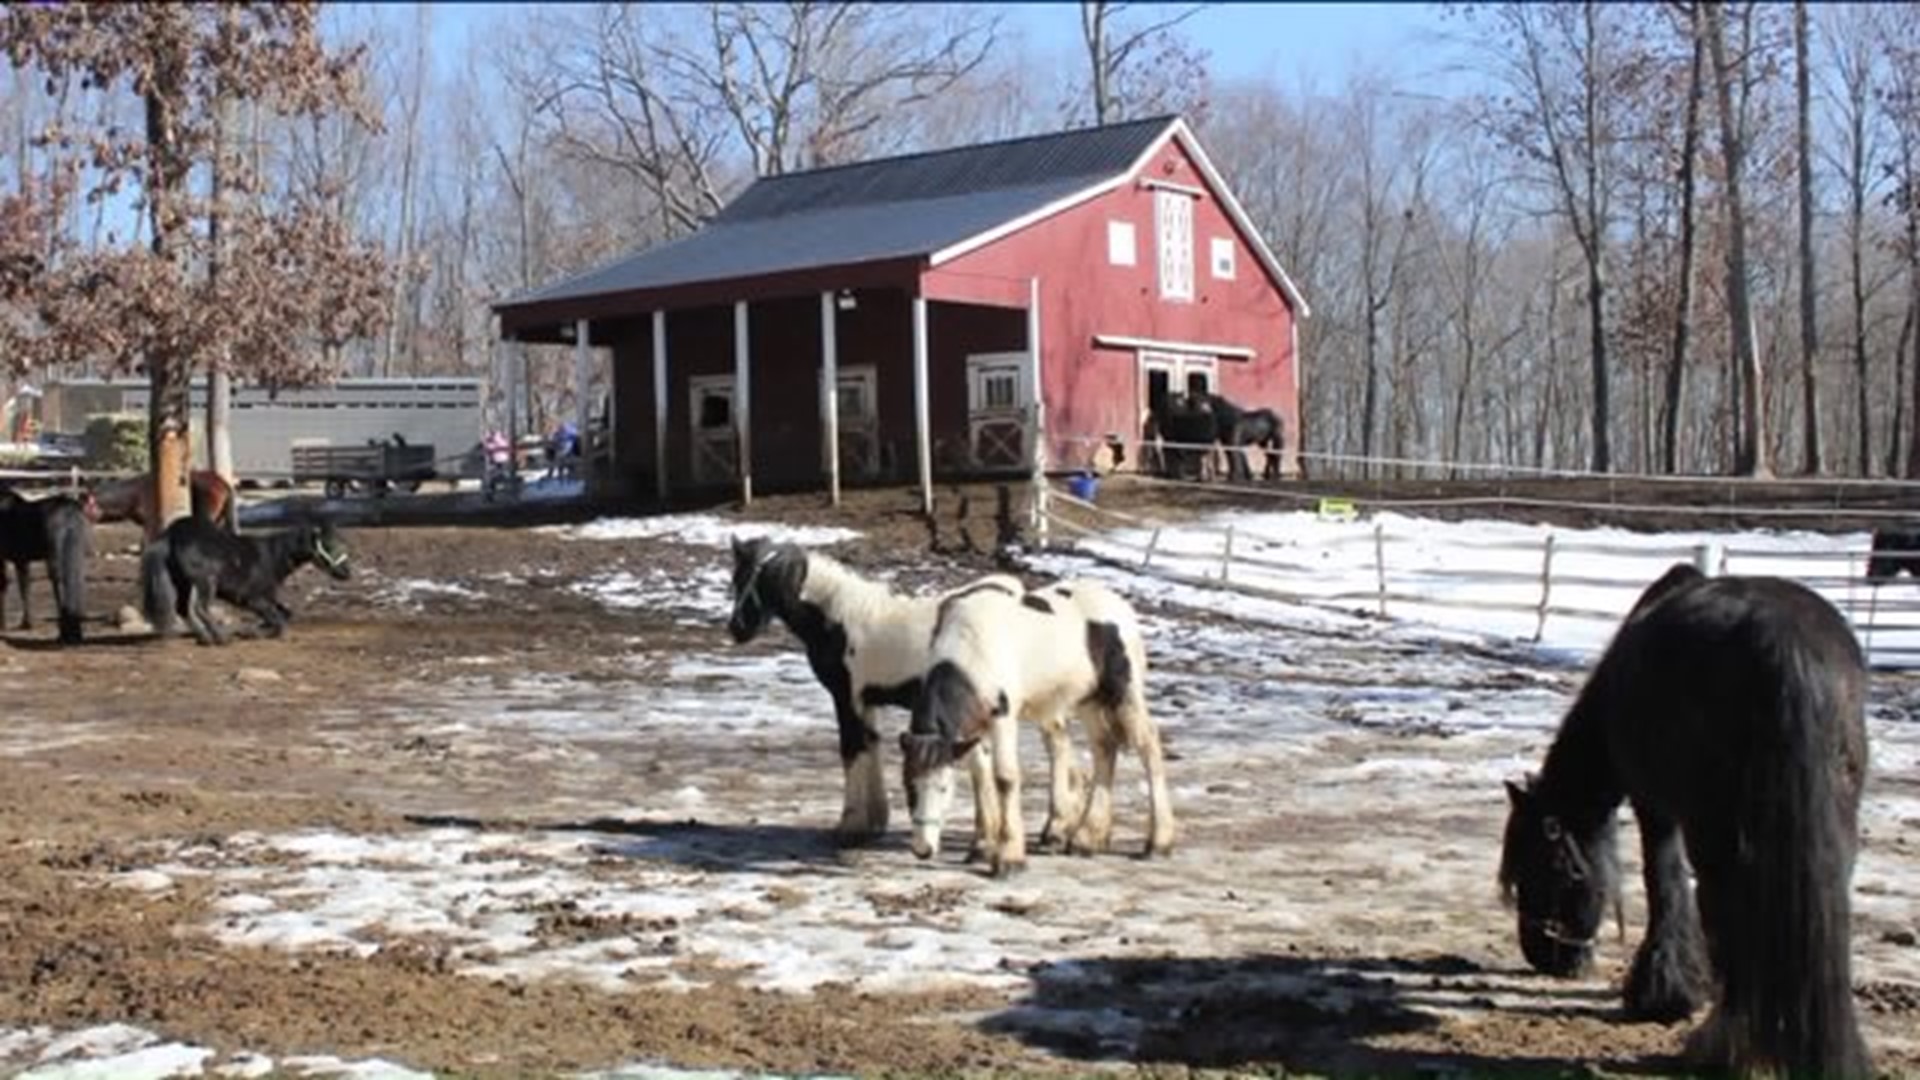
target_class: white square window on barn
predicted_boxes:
[1156,189,1194,301]
[1211,236,1236,280]
[1108,220,1137,266]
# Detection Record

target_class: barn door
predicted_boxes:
[688,375,738,485]
[819,365,881,478]
[966,352,1031,470]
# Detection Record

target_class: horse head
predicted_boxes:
[308,520,353,581]
[727,535,796,643]
[900,660,1004,859]
[1498,775,1620,977]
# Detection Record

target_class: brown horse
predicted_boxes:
[90,471,237,535]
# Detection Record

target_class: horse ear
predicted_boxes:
[1505,779,1530,808]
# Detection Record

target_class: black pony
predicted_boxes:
[141,515,351,645]
[1866,526,1920,580]
[1500,563,1871,1078]
[1148,392,1285,481]
[0,485,95,644]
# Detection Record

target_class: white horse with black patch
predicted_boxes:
[728,536,1076,849]
[900,578,1175,876]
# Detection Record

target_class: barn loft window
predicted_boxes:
[1107,220,1137,266]
[1155,189,1194,302]
[1210,237,1236,280]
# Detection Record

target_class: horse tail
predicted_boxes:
[53,506,88,645]
[141,536,177,636]
[216,480,237,534]
[1722,640,1870,1077]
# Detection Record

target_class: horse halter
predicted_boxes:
[312,535,349,570]
[731,548,781,625]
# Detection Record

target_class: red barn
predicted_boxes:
[493,115,1308,508]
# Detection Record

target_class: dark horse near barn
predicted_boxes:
[1866,526,1920,581]
[1500,563,1871,1078]
[1147,391,1284,482]
[91,470,237,535]
[141,515,351,645]
[0,484,96,644]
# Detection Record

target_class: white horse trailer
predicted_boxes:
[44,377,485,485]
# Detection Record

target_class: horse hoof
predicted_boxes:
[831,826,882,849]
[989,858,1026,879]
[964,844,990,865]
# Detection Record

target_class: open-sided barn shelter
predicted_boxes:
[493,115,1309,509]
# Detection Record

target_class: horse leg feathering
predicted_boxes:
[140,539,177,636]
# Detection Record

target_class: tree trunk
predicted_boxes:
[144,79,193,537]
[206,54,234,487]
[1852,98,1872,475]
[1891,303,1914,477]
[1705,2,1770,477]
[1081,2,1112,125]
[1581,0,1611,473]
[1664,12,1705,476]
[1795,0,1821,474]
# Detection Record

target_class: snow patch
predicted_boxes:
[545,513,860,549]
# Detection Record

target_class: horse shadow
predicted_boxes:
[403,812,880,876]
[982,951,1685,1077]
[2,628,157,651]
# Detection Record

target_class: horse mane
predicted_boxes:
[786,547,915,626]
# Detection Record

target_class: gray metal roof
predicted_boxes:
[499,116,1177,311]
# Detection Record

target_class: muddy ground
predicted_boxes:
[0,481,1916,1078]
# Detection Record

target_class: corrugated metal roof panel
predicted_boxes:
[500,117,1176,311]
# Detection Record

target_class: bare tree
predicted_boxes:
[0,4,392,528]
[1794,0,1821,473]
[1703,1,1772,476]
[1462,1,1622,472]
[1821,3,1885,474]
[1077,1,1209,126]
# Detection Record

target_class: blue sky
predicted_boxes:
[397,2,1460,99]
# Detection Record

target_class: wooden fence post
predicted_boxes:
[1373,521,1388,617]
[1221,524,1235,582]
[1692,542,1723,576]
[1533,532,1557,642]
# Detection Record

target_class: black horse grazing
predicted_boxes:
[140,516,351,645]
[1501,563,1871,1078]
[0,486,95,644]
[1866,527,1920,580]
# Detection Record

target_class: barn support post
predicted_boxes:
[734,299,753,507]
[574,319,591,486]
[1027,276,1047,546]
[911,295,933,518]
[652,310,668,503]
[820,290,841,508]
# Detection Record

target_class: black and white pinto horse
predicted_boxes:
[900,577,1175,877]
[141,516,352,645]
[1148,392,1285,482]
[727,536,1084,848]
[0,485,95,644]
[1501,563,1870,1078]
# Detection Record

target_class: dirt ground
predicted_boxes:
[0,482,1916,1078]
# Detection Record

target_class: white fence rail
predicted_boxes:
[1037,484,1920,668]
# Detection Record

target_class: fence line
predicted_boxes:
[1036,482,1920,665]
[1055,430,1920,491]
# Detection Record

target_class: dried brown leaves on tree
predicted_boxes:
[0,2,392,389]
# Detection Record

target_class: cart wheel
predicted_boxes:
[324,478,346,500]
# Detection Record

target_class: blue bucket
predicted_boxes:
[1067,471,1099,502]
